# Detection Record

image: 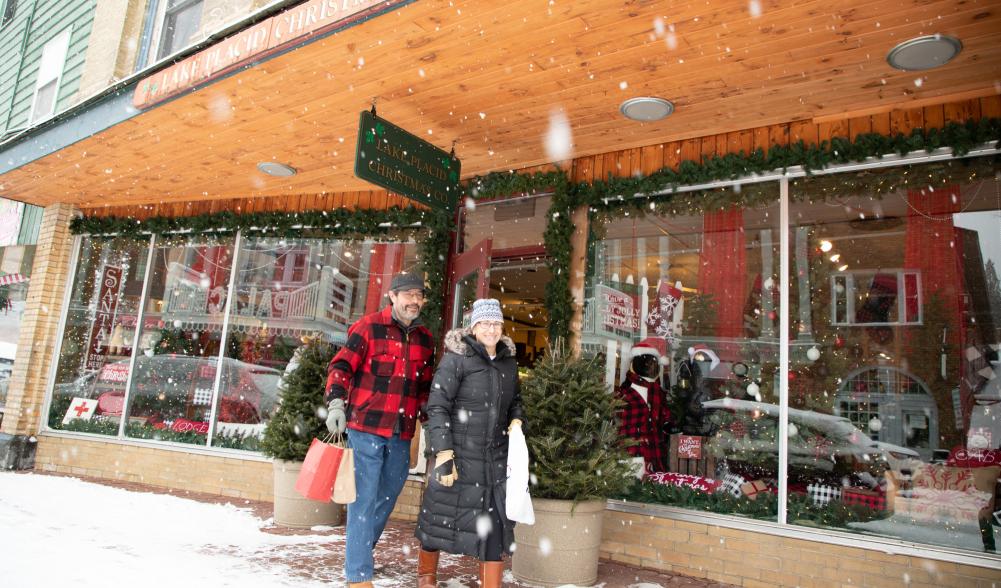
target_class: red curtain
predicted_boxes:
[699,207,746,339]
[364,243,406,314]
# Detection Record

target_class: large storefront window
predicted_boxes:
[45,233,419,453]
[49,237,148,435]
[584,183,782,519]
[217,237,419,451]
[788,158,1001,552]
[123,237,234,446]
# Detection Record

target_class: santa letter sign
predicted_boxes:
[677,435,702,459]
[85,265,123,371]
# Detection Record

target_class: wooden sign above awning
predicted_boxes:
[133,0,398,109]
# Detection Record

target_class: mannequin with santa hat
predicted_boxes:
[615,338,672,476]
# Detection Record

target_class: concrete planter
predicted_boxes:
[272,459,344,528]
[512,498,605,587]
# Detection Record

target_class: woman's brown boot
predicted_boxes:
[479,561,503,588]
[417,549,439,587]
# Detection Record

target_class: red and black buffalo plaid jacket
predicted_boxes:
[325,305,435,441]
[615,371,671,472]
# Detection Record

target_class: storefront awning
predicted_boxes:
[0,273,28,285]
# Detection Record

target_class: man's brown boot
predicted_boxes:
[417,549,439,587]
[479,561,503,588]
[347,583,373,588]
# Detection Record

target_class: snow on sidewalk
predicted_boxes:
[0,472,733,588]
[0,472,342,588]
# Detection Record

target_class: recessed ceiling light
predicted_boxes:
[257,161,297,177]
[620,97,675,121]
[886,35,962,71]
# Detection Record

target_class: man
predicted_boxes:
[325,273,435,588]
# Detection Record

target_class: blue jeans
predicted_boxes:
[344,429,411,583]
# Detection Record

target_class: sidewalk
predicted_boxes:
[10,471,735,588]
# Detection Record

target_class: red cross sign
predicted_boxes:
[62,397,98,425]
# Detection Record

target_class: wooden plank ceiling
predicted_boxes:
[3,0,1000,208]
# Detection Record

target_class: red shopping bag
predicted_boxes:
[294,435,345,501]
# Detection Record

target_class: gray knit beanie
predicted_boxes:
[469,298,504,328]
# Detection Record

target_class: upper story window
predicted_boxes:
[157,0,204,60]
[831,269,922,326]
[29,30,70,125]
[1,0,17,28]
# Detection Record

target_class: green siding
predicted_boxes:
[17,203,41,244]
[0,0,95,136]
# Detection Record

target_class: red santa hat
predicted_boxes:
[631,337,670,366]
[688,344,720,372]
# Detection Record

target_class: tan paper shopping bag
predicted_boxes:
[332,446,356,504]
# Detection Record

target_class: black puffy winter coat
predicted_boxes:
[415,328,523,559]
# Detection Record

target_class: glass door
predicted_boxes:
[446,238,492,330]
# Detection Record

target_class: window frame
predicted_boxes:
[1,0,17,28]
[28,29,71,125]
[829,268,923,326]
[155,0,204,62]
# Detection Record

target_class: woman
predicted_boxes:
[415,298,523,588]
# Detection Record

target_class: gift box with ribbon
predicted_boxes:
[740,479,769,500]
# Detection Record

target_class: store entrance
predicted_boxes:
[488,255,549,369]
[445,239,550,369]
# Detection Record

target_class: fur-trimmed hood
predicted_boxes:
[443,327,515,357]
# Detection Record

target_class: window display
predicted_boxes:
[123,237,234,446]
[217,237,420,450]
[46,234,421,452]
[48,237,148,435]
[584,183,782,520]
[787,158,1001,552]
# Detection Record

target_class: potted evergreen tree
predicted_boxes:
[260,338,344,528]
[512,343,635,587]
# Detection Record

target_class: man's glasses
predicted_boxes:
[395,290,425,302]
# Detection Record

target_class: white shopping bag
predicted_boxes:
[505,425,535,525]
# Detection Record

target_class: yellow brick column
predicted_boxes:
[0,203,78,468]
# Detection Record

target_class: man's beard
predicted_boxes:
[399,304,421,319]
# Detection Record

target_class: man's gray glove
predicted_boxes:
[325,398,346,435]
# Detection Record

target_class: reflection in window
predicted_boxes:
[123,237,233,447]
[583,183,783,522]
[790,158,1001,553]
[48,238,147,436]
[157,0,203,60]
[830,270,922,325]
[217,237,420,451]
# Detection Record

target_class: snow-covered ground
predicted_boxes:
[0,472,345,588]
[0,472,681,588]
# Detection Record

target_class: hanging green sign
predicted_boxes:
[354,110,461,212]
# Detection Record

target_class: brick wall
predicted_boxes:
[2,204,77,437]
[35,432,427,518]
[391,478,425,522]
[600,510,1000,588]
[35,435,273,501]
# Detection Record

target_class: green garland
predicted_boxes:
[463,119,1001,343]
[577,118,1001,207]
[69,118,1001,345]
[69,205,451,338]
